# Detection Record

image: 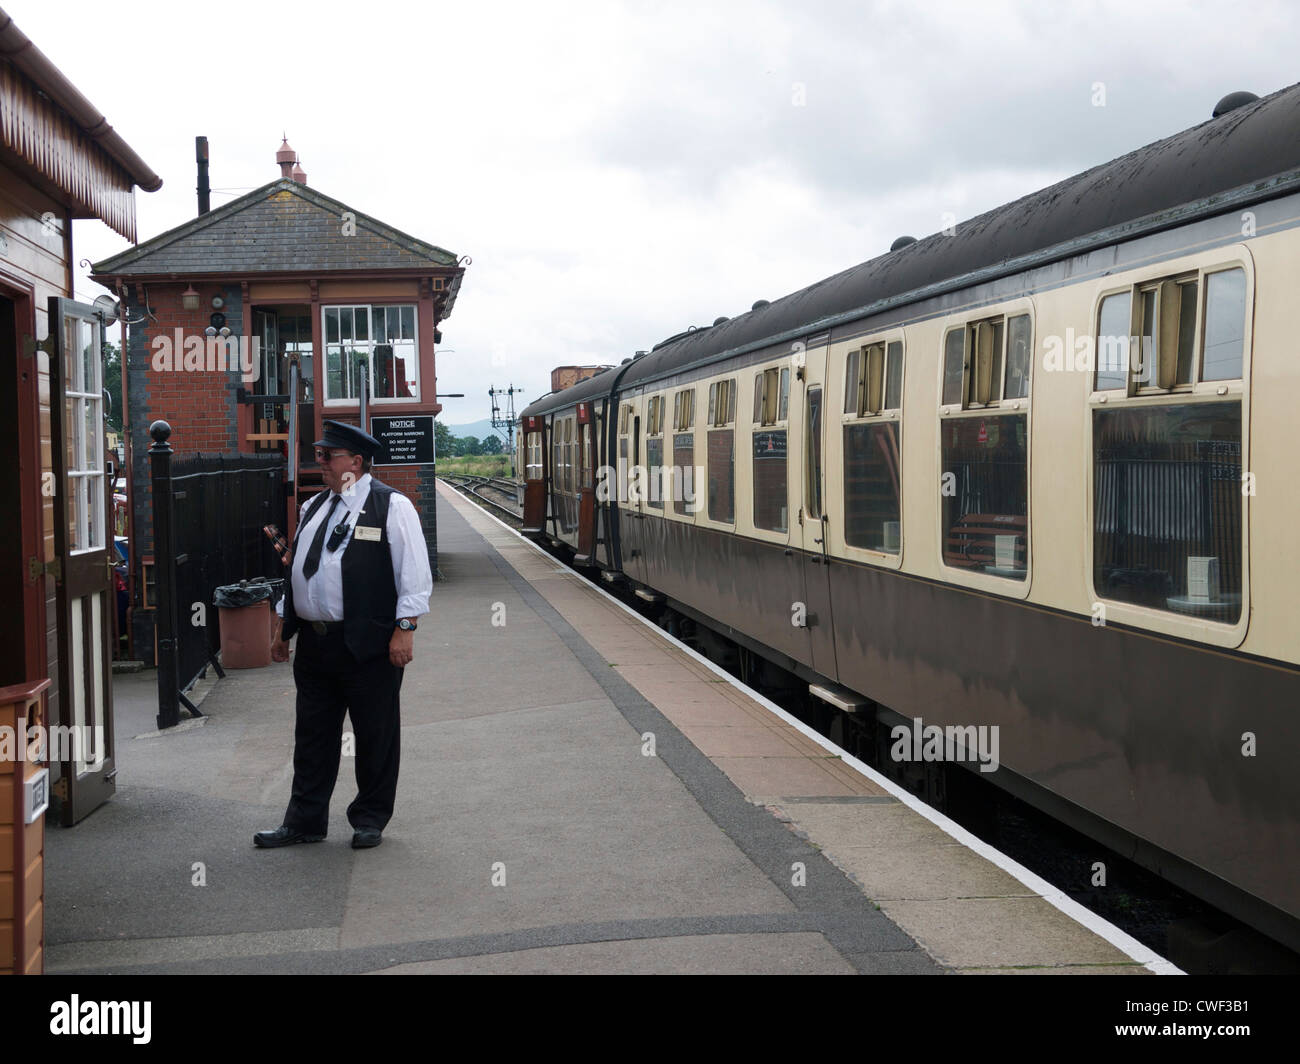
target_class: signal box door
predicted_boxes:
[47,297,116,824]
[797,338,839,681]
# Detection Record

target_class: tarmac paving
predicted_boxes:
[43,490,942,975]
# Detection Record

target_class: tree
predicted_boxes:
[435,419,453,459]
[463,436,483,456]
[481,434,503,455]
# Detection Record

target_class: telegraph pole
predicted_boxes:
[488,384,522,475]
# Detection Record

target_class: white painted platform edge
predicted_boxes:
[441,483,1182,975]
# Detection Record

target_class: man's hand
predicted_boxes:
[389,627,414,668]
[271,621,290,663]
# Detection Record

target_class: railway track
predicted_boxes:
[440,473,523,525]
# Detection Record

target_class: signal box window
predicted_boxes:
[323,304,418,402]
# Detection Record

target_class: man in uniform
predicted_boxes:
[255,420,432,850]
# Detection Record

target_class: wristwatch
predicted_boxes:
[396,618,418,631]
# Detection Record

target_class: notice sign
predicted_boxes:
[371,415,435,464]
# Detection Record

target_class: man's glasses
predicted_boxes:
[314,449,354,463]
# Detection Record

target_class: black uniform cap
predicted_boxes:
[314,419,382,459]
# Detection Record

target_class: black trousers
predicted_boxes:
[283,626,404,835]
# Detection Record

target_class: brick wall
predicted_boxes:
[550,365,612,392]
[126,282,244,660]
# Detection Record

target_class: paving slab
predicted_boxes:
[368,932,856,974]
[881,896,1136,970]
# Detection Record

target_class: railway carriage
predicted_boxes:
[522,84,1300,950]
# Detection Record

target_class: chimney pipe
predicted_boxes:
[276,135,296,179]
[196,135,210,215]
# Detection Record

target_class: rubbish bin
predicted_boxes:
[213,578,283,669]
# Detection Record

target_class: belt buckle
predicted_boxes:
[311,621,328,635]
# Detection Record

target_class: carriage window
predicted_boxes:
[674,388,695,431]
[565,419,574,493]
[884,341,903,409]
[1134,280,1197,390]
[940,414,1028,579]
[708,380,735,427]
[1095,292,1132,391]
[1003,317,1031,400]
[806,387,823,520]
[845,348,862,414]
[942,328,966,405]
[646,400,664,510]
[1093,403,1241,622]
[618,430,630,508]
[1096,266,1245,390]
[673,432,695,516]
[707,429,734,523]
[943,315,1028,408]
[646,434,664,509]
[844,422,901,552]
[753,427,788,532]
[1202,268,1246,381]
[525,431,543,481]
[755,366,789,427]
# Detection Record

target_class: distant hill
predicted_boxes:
[442,418,509,442]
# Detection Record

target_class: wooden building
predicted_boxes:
[91,143,465,661]
[0,10,160,974]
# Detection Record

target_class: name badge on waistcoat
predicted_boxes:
[353,525,382,542]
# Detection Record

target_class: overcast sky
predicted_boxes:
[13,0,1300,430]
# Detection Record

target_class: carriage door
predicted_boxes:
[797,336,839,681]
[47,297,116,824]
[521,415,547,533]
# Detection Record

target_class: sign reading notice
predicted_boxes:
[371,415,436,464]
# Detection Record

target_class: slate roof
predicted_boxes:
[92,179,464,313]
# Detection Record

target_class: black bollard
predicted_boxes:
[149,420,181,730]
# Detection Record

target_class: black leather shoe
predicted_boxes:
[351,828,383,849]
[253,825,325,848]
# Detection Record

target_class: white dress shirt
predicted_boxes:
[276,473,432,622]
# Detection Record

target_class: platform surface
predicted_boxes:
[42,484,1154,975]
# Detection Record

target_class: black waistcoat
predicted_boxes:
[281,479,398,662]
